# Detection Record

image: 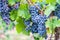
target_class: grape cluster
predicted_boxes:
[37,14,47,36]
[0,0,20,24]
[55,4,60,19]
[29,5,40,23]
[25,3,47,37]
[0,0,10,24]
[25,4,39,32]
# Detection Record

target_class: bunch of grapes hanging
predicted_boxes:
[0,0,20,25]
[24,0,47,39]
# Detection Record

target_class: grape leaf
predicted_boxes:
[10,10,18,20]
[18,4,31,20]
[32,0,37,3]
[16,17,26,33]
[19,4,28,10]
[44,4,56,17]
[46,0,56,5]
[56,0,60,4]
[15,0,21,2]
[8,0,15,6]
[22,30,30,35]
[56,19,60,27]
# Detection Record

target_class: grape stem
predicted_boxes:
[26,0,41,11]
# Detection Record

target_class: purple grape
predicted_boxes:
[0,0,20,25]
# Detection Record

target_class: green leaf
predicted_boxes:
[19,4,28,10]
[32,0,37,3]
[15,0,21,2]
[56,19,60,27]
[56,0,60,4]
[18,4,31,20]
[22,30,30,35]
[44,4,55,17]
[16,17,26,33]
[20,0,27,4]
[8,0,15,6]
[18,10,31,20]
[8,22,14,30]
[10,10,18,20]
[18,10,25,18]
[46,16,58,33]
[46,0,56,5]
[50,0,56,5]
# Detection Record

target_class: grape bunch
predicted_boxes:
[25,2,47,38]
[29,5,39,33]
[0,0,10,24]
[37,14,47,36]
[25,14,47,37]
[0,0,20,25]
[29,5,40,23]
[24,4,39,33]
[55,4,60,19]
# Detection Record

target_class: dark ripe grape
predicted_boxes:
[3,4,9,12]
[5,13,10,18]
[1,13,10,25]
[31,23,38,33]
[24,19,31,31]
[38,28,46,36]
[25,5,40,32]
[0,0,20,25]
[24,20,30,27]
[56,5,59,8]
[28,4,47,35]
[0,1,10,25]
[31,14,40,23]
[25,26,31,31]
[29,6,40,23]
[4,19,10,25]
[0,1,2,12]
[0,7,2,12]
[38,14,47,25]
[37,14,47,36]
[29,6,36,11]
[29,5,40,24]
[55,4,60,19]
[29,5,39,15]
[38,25,46,31]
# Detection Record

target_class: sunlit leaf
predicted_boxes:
[18,4,31,20]
[15,0,21,2]
[8,0,15,6]
[16,17,26,33]
[56,0,60,4]
[10,10,18,20]
[44,4,56,17]
[56,19,60,27]
[32,0,37,3]
[22,30,30,35]
[46,0,56,5]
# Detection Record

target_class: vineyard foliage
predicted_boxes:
[0,0,60,34]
